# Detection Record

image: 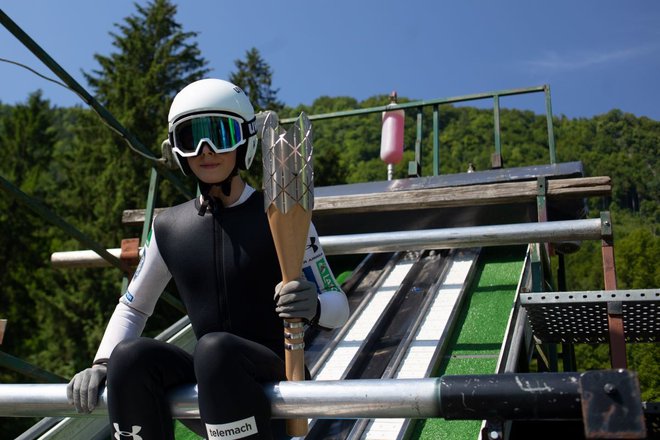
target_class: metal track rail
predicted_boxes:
[305,250,449,439]
[358,248,481,440]
[305,252,403,376]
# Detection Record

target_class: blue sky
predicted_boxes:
[2,1,660,120]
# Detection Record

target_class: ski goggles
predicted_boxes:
[169,113,256,157]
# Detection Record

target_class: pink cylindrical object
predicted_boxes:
[380,107,404,164]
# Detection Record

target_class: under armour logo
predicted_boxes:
[113,423,143,440]
[307,236,319,253]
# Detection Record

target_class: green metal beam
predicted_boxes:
[0,351,66,383]
[140,168,160,246]
[0,174,126,271]
[0,9,192,199]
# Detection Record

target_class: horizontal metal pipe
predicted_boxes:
[0,379,440,419]
[51,248,123,268]
[51,218,602,267]
[0,374,586,420]
[440,373,582,420]
[322,218,602,254]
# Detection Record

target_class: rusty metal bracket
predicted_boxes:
[120,238,140,269]
[580,369,646,439]
[598,212,627,369]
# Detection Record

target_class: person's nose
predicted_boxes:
[200,142,214,155]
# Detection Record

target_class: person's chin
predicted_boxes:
[198,172,229,184]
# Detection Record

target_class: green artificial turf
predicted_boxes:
[175,420,203,439]
[413,246,525,439]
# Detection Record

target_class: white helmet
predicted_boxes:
[168,78,258,175]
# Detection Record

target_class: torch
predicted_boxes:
[262,112,313,436]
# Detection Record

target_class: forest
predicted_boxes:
[1,0,658,437]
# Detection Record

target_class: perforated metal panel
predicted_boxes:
[520,289,660,343]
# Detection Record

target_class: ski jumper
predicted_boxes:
[95,186,348,439]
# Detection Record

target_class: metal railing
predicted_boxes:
[281,85,557,177]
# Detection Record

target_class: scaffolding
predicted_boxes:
[1,7,657,440]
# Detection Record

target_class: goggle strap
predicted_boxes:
[242,117,257,137]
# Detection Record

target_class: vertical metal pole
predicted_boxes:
[141,167,160,245]
[537,177,554,257]
[557,254,576,371]
[535,176,558,370]
[121,167,160,293]
[536,177,548,223]
[432,104,439,176]
[417,108,422,176]
[545,85,557,164]
[493,95,502,169]
[600,212,627,368]
[408,108,423,177]
[529,243,550,371]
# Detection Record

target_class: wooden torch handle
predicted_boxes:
[267,204,311,436]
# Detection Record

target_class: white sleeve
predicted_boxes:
[118,228,171,316]
[93,226,172,362]
[93,302,147,362]
[301,223,349,329]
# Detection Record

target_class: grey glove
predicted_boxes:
[274,278,319,323]
[67,364,107,413]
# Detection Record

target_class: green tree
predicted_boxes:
[58,0,209,351]
[86,0,209,148]
[82,0,208,207]
[0,92,57,361]
[229,47,284,113]
[0,0,211,392]
[0,92,60,437]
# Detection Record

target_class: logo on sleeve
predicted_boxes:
[306,236,319,253]
[316,259,339,291]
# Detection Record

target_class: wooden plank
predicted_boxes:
[122,176,611,226]
[314,177,610,214]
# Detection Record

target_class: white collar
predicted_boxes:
[226,184,255,207]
